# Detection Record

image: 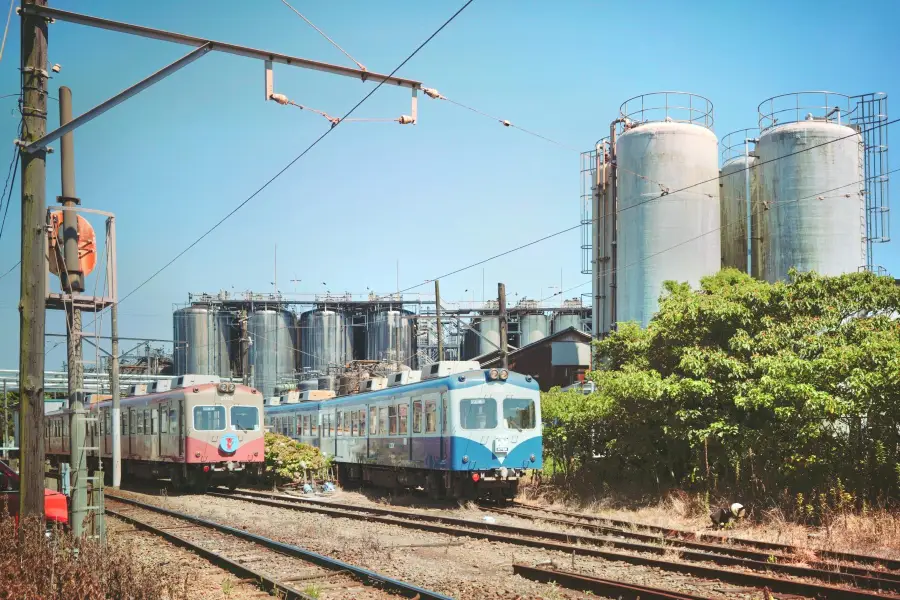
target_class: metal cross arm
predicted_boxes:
[23,43,213,153]
[20,4,423,91]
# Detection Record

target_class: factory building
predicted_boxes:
[583,90,891,336]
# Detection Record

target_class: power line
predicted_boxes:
[0,259,19,282]
[397,117,899,294]
[279,0,367,72]
[44,0,477,358]
[0,143,19,243]
[0,0,14,65]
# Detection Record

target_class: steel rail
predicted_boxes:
[105,495,453,600]
[209,490,900,600]
[484,505,900,583]
[511,501,900,571]
[107,508,314,600]
[512,563,714,600]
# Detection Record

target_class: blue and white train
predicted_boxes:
[265,362,542,501]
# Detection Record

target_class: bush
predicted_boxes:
[264,432,332,484]
[0,510,186,600]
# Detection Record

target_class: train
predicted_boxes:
[265,362,543,501]
[45,377,265,491]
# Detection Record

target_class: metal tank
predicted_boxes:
[475,315,501,356]
[552,312,584,333]
[297,380,318,392]
[756,92,865,282]
[300,309,352,373]
[615,92,721,327]
[719,129,762,276]
[519,313,549,346]
[173,306,233,376]
[248,308,296,398]
[366,310,416,366]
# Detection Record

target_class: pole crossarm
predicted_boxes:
[21,5,422,90]
[24,42,213,153]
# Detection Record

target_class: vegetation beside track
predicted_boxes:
[264,432,332,485]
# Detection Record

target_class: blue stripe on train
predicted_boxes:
[449,435,542,471]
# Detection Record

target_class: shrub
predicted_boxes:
[264,432,332,484]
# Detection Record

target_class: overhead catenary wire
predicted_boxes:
[0,0,14,65]
[43,0,477,359]
[279,0,367,72]
[0,141,20,243]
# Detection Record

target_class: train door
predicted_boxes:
[176,401,184,458]
[150,406,160,460]
[440,392,448,464]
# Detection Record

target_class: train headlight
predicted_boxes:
[195,451,201,458]
[499,369,509,380]
[488,368,499,380]
[218,382,236,394]
[462,455,469,464]
[529,454,536,463]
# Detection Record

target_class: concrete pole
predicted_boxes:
[110,298,121,488]
[18,0,49,521]
[2,379,7,459]
[498,283,508,369]
[434,280,443,362]
[59,86,87,537]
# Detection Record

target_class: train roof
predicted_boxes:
[44,382,262,416]
[265,369,538,414]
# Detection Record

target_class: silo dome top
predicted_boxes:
[757,91,858,132]
[618,91,714,132]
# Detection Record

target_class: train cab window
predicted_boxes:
[388,406,397,435]
[378,407,388,435]
[425,401,437,433]
[398,404,408,435]
[504,399,536,430]
[193,406,226,431]
[460,399,498,430]
[231,406,259,432]
[369,407,377,435]
[412,401,423,433]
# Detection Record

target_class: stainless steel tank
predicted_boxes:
[366,310,416,366]
[615,92,721,327]
[248,308,296,398]
[552,312,584,333]
[756,92,865,282]
[476,315,501,356]
[300,309,352,373]
[719,129,762,275]
[173,306,233,376]
[518,314,549,346]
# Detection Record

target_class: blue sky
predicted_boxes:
[0,0,898,369]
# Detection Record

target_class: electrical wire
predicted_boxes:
[0,0,14,65]
[279,0,367,72]
[397,117,900,295]
[0,259,19,282]
[44,0,477,359]
[0,142,19,243]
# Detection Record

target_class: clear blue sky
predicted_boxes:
[0,0,898,370]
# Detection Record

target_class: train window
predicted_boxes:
[301,414,309,436]
[137,411,144,435]
[412,401,423,433]
[378,407,388,435]
[359,409,366,436]
[193,406,226,431]
[160,409,168,434]
[388,406,397,435]
[425,401,437,433]
[151,409,159,435]
[398,404,408,435]
[105,410,111,435]
[343,412,350,435]
[123,412,129,435]
[351,411,358,436]
[336,412,343,436]
[460,399,498,430]
[169,409,178,435]
[503,399,536,430]
[369,407,377,435]
[231,406,259,432]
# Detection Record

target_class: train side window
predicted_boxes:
[388,406,397,435]
[301,414,307,436]
[344,411,350,435]
[336,412,343,436]
[137,411,144,435]
[105,410,111,435]
[398,404,408,435]
[151,409,158,435]
[378,406,388,436]
[412,401,423,433]
[359,409,366,436]
[351,411,358,436]
[169,409,178,435]
[369,406,377,435]
[425,400,437,433]
[161,409,168,434]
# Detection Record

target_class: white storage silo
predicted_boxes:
[719,129,762,276]
[615,92,721,327]
[756,92,865,282]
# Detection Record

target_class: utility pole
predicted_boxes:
[18,0,49,521]
[434,280,443,362]
[2,379,7,459]
[59,85,88,537]
[498,283,508,369]
[110,296,121,487]
[239,310,249,385]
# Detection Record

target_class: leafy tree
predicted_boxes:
[542,269,900,507]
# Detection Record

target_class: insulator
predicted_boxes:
[398,115,415,125]
[422,87,442,100]
[270,93,290,105]
[500,120,511,127]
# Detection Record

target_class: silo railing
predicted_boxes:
[720,128,760,165]
[757,91,857,132]
[618,91,714,131]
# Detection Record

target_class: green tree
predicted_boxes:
[542,269,900,506]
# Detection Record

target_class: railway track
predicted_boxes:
[209,488,900,600]
[105,493,452,600]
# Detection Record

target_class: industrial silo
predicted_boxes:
[519,313,549,346]
[719,129,762,276]
[173,306,233,376]
[615,92,721,327]
[366,310,416,366]
[756,92,865,282]
[552,312,583,333]
[300,309,352,373]
[248,308,296,398]
[475,314,501,356]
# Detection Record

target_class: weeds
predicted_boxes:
[302,583,322,599]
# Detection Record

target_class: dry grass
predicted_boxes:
[0,512,188,600]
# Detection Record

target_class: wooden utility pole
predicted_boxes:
[498,283,508,369]
[18,0,49,520]
[434,280,443,362]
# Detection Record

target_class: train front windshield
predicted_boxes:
[231,406,260,431]
[460,399,498,429]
